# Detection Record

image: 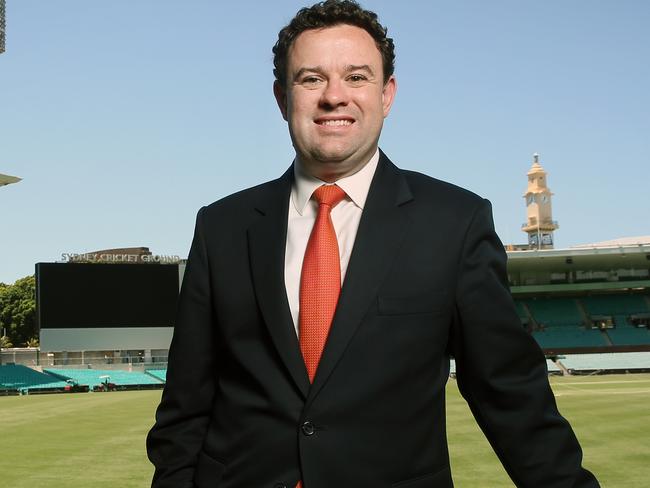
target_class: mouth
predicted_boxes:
[314,117,355,127]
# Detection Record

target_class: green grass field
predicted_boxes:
[1,374,649,487]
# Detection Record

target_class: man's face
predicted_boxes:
[274,24,396,182]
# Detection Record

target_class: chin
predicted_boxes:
[311,145,356,163]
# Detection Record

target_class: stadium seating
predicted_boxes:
[606,327,650,346]
[532,327,607,349]
[520,293,650,350]
[0,364,70,392]
[146,369,167,382]
[526,298,585,327]
[46,368,164,389]
[582,294,649,317]
[566,294,650,346]
[614,314,632,327]
[449,358,561,374]
[514,300,529,322]
[559,352,650,371]
[546,359,562,373]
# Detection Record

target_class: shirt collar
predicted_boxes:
[292,149,380,215]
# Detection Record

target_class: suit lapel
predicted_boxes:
[308,152,414,404]
[248,167,310,399]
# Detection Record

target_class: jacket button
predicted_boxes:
[301,421,315,436]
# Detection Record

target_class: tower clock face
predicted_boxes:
[527,195,534,205]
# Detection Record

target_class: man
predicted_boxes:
[147,1,600,487]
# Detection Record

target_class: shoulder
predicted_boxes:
[379,154,493,236]
[383,157,490,230]
[379,151,485,211]
[198,171,290,223]
[401,168,484,209]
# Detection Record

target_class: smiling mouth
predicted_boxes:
[316,119,354,127]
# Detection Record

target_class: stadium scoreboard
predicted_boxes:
[36,262,182,351]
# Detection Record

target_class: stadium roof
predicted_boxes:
[570,236,650,248]
[507,242,650,273]
[0,173,21,187]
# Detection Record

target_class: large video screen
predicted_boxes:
[37,263,179,329]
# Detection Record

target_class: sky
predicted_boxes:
[1,0,648,285]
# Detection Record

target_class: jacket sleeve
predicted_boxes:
[451,199,599,488]
[146,207,217,488]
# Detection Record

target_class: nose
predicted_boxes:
[319,78,350,109]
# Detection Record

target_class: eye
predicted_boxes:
[301,76,323,87]
[347,74,368,84]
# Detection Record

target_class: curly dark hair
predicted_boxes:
[272,0,395,88]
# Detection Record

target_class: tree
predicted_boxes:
[0,334,12,348]
[0,275,36,347]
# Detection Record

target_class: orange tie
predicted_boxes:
[299,184,346,383]
[297,184,346,488]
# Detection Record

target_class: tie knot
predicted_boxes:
[312,184,346,208]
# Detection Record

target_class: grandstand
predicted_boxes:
[0,364,165,394]
[0,364,71,394]
[46,368,164,390]
[516,293,650,350]
[509,237,650,355]
[449,352,650,376]
[557,351,650,373]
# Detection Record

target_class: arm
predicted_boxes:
[147,207,217,488]
[451,199,599,488]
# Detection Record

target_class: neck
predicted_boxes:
[296,150,378,183]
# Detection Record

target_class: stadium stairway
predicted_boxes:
[146,369,167,382]
[575,300,593,328]
[514,300,535,328]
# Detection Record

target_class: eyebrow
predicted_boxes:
[292,64,376,82]
[293,66,325,81]
[345,64,375,76]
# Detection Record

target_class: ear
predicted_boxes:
[381,75,397,118]
[273,80,288,121]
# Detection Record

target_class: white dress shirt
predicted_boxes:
[284,149,380,335]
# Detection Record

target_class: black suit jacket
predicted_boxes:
[147,152,599,488]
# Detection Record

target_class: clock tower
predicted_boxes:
[522,153,558,249]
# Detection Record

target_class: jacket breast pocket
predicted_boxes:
[194,450,227,487]
[378,291,448,316]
